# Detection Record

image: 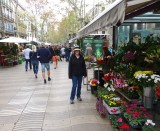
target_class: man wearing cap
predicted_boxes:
[68,46,87,104]
[37,44,52,84]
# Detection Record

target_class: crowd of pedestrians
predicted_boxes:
[23,44,72,84]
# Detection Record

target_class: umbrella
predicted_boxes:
[0,37,29,43]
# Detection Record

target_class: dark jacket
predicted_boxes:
[29,51,39,61]
[68,54,87,79]
[37,47,51,63]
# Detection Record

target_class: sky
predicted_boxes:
[18,0,104,21]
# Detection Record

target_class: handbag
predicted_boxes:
[52,56,57,61]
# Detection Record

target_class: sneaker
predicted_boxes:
[35,74,37,78]
[44,79,47,84]
[48,77,51,81]
[70,100,74,104]
[77,97,82,101]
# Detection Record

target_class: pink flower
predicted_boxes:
[118,118,123,122]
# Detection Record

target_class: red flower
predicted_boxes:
[111,108,117,113]
[118,123,129,129]
[103,73,115,81]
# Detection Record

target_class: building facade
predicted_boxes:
[0,0,15,38]
[0,0,36,40]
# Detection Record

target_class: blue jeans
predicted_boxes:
[70,75,83,100]
[25,59,32,70]
[32,60,39,74]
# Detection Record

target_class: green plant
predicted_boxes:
[142,119,156,131]
[121,102,152,127]
[108,115,128,130]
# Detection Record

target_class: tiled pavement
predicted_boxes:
[0,62,113,131]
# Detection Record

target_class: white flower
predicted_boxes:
[108,87,111,91]
[145,119,156,126]
[112,97,120,101]
[104,83,109,87]
[110,86,115,92]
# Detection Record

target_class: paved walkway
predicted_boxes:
[0,62,113,131]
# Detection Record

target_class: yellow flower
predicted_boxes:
[134,71,153,77]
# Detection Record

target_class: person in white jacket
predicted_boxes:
[23,46,32,71]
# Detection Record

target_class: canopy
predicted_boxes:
[77,0,126,38]
[0,37,29,43]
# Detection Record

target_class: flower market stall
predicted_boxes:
[87,34,160,131]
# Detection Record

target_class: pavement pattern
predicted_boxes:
[0,61,113,131]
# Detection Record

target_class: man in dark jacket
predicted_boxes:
[38,44,52,84]
[68,46,87,104]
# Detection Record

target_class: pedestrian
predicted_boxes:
[65,46,71,62]
[30,45,39,78]
[37,44,52,84]
[68,46,87,104]
[85,43,93,68]
[52,46,59,69]
[23,45,32,71]
[61,46,65,61]
[48,45,54,63]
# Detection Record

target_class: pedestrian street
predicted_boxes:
[0,62,113,131]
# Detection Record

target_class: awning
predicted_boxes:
[78,0,160,38]
[125,0,160,20]
[77,0,126,38]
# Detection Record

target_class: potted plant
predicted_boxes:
[142,119,156,131]
[121,102,152,128]
[133,71,160,108]
[122,85,140,99]
[89,78,99,94]
[108,115,130,131]
[102,94,121,114]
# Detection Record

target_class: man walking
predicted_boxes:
[23,46,32,71]
[38,44,52,84]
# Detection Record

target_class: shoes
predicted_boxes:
[54,67,56,69]
[77,97,82,101]
[44,79,47,84]
[70,100,74,104]
[48,77,51,81]
[35,74,37,78]
[26,69,27,72]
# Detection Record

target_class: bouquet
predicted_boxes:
[89,79,99,86]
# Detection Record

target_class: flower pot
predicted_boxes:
[90,86,97,94]
[143,87,154,109]
[103,100,121,114]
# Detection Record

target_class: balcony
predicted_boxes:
[3,13,14,23]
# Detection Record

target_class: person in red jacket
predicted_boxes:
[68,46,87,104]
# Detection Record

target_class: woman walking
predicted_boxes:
[52,46,59,69]
[30,45,39,78]
[68,46,87,104]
